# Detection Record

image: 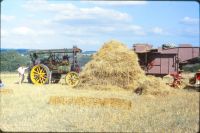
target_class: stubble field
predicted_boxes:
[0,73,199,132]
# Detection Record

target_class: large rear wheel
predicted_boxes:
[30,64,50,85]
[65,72,79,87]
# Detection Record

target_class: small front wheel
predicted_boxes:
[65,72,80,87]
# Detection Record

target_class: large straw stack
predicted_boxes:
[79,40,170,95]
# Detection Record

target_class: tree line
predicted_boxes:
[0,51,30,72]
[0,51,92,72]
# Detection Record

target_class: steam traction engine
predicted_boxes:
[27,46,82,87]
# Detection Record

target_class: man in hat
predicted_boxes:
[17,64,29,84]
[33,53,40,65]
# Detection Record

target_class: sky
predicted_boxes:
[1,0,199,51]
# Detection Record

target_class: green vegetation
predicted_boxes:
[0,51,30,72]
[183,63,200,72]
[182,57,200,72]
[77,54,92,68]
[0,50,92,72]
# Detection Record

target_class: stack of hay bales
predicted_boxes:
[79,40,171,95]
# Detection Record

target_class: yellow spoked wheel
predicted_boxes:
[65,72,80,87]
[30,64,50,85]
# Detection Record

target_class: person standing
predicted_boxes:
[0,79,4,88]
[17,64,29,84]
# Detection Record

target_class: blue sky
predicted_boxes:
[1,0,199,51]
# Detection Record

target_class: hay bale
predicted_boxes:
[0,89,13,94]
[48,96,132,110]
[79,40,171,95]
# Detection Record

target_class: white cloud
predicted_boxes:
[181,16,199,25]
[152,27,163,34]
[129,25,142,30]
[71,38,101,47]
[152,27,164,35]
[37,30,55,36]
[82,1,147,6]
[12,26,35,36]
[63,26,95,36]
[22,0,48,11]
[11,26,55,36]
[98,26,116,33]
[23,2,77,13]
[115,24,146,36]
[80,7,130,21]
[62,24,147,37]
[132,30,146,36]
[1,29,9,37]
[63,25,116,37]
[48,3,77,12]
[23,1,131,21]
[54,7,130,21]
[24,19,54,27]
[1,15,15,21]
[23,0,147,12]
[53,12,93,21]
[4,0,147,50]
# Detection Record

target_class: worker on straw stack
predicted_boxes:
[17,64,29,84]
[171,70,183,88]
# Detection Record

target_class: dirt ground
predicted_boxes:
[0,73,199,132]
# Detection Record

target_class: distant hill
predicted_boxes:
[82,51,96,55]
[1,48,29,54]
[1,49,97,55]
[0,50,30,72]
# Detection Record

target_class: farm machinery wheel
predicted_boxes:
[30,64,50,85]
[65,72,80,87]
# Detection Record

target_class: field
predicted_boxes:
[0,73,199,132]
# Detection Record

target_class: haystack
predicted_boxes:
[79,40,171,95]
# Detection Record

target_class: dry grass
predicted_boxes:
[0,73,199,132]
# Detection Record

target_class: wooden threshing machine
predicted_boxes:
[27,46,82,87]
[133,44,200,88]
[133,44,200,77]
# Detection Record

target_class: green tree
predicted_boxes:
[77,54,92,67]
[0,51,30,72]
